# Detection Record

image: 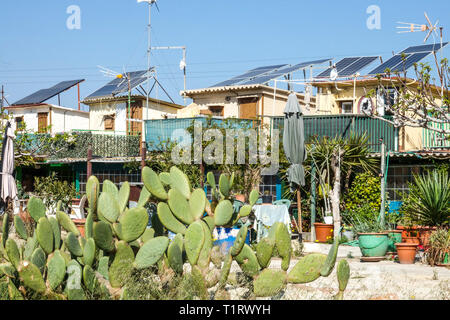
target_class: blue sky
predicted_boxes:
[0,0,449,110]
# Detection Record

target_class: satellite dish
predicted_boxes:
[330,67,338,81]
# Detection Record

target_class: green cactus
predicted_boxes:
[93,221,115,252]
[13,215,27,240]
[287,253,327,284]
[83,264,98,293]
[5,238,20,270]
[86,175,100,214]
[218,253,233,289]
[167,234,184,274]
[169,166,191,199]
[137,186,151,208]
[109,241,134,288]
[98,192,120,223]
[235,244,261,277]
[56,211,80,236]
[36,217,54,255]
[191,265,208,300]
[47,250,66,291]
[134,236,169,269]
[230,225,248,257]
[335,259,350,300]
[202,216,215,234]
[189,188,207,221]
[239,205,252,218]
[83,238,96,267]
[159,172,172,186]
[253,269,287,297]
[118,207,149,243]
[273,222,291,271]
[218,174,230,197]
[118,181,130,213]
[18,261,46,293]
[7,280,24,300]
[140,228,155,243]
[102,179,119,199]
[65,232,83,257]
[168,188,194,225]
[320,235,340,277]
[214,200,234,226]
[27,196,46,223]
[97,256,110,280]
[229,172,235,189]
[48,217,61,250]
[0,263,16,278]
[249,189,259,206]
[85,212,94,239]
[2,213,9,246]
[157,202,187,235]
[197,221,213,270]
[185,221,205,266]
[23,236,38,261]
[31,247,46,274]
[65,260,85,300]
[256,237,275,269]
[206,172,216,189]
[142,166,168,200]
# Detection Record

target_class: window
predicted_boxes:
[37,112,48,133]
[15,116,24,131]
[104,115,115,131]
[386,165,421,201]
[340,101,353,114]
[239,97,258,119]
[208,106,224,117]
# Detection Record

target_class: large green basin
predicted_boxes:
[358,233,389,257]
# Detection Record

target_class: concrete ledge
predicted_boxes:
[301,242,362,258]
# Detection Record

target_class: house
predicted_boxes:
[6,80,89,133]
[82,70,184,139]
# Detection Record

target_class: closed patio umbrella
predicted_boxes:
[283,93,306,233]
[1,122,18,203]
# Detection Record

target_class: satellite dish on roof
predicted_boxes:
[330,67,338,81]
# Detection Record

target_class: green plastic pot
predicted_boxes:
[358,233,389,257]
[387,230,403,253]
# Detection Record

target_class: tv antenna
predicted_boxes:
[396,12,440,43]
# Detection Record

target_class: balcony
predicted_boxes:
[271,114,397,153]
[20,131,141,160]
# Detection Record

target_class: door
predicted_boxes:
[239,98,258,119]
[127,100,143,136]
[37,112,48,133]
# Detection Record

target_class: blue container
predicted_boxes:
[213,227,250,255]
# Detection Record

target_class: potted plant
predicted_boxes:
[347,214,389,258]
[314,208,334,243]
[424,228,450,267]
[395,242,419,264]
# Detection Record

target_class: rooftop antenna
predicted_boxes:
[138,0,158,122]
[396,12,445,94]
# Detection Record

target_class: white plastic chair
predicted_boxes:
[70,195,87,219]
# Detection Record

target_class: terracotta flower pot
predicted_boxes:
[314,223,333,243]
[72,219,86,237]
[403,236,420,245]
[396,243,418,264]
[418,226,437,249]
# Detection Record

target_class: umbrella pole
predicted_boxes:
[296,188,303,233]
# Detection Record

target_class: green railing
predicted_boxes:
[270,114,397,153]
[422,121,450,149]
[23,131,141,159]
[144,117,260,151]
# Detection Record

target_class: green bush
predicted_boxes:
[33,172,77,214]
[344,172,382,214]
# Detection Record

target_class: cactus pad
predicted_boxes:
[65,232,83,257]
[157,202,187,235]
[93,221,115,252]
[98,192,120,223]
[189,188,207,221]
[230,225,248,257]
[36,217,54,255]
[256,237,275,268]
[235,244,261,277]
[5,238,20,270]
[118,181,130,212]
[48,217,61,250]
[185,221,205,265]
[253,269,287,297]
[169,166,191,199]
[109,241,134,288]
[27,197,46,222]
[214,200,234,226]
[168,188,194,224]
[134,236,169,269]
[118,207,149,242]
[47,250,66,291]
[13,215,27,240]
[56,211,80,236]
[142,166,168,200]
[18,261,46,293]
[287,253,327,284]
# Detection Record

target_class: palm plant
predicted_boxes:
[402,169,450,227]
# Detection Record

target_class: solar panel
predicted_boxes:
[13,79,84,105]
[401,42,448,54]
[210,65,288,87]
[85,70,149,99]
[368,54,411,74]
[240,59,331,85]
[317,56,378,78]
[391,52,430,72]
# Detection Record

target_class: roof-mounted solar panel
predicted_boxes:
[85,70,148,99]
[400,42,448,54]
[12,79,84,106]
[210,64,288,87]
[240,59,332,85]
[317,56,378,78]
